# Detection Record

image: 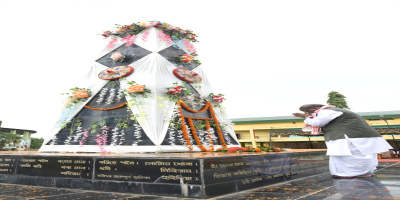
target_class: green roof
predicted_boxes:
[231,110,400,124]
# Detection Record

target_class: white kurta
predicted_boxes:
[304,109,392,177]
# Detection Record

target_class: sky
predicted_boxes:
[0,0,399,139]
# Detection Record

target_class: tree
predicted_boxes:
[30,137,44,149]
[327,91,350,109]
[0,132,22,149]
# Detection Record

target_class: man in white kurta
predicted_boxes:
[293,104,392,178]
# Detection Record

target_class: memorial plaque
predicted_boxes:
[204,154,294,184]
[257,154,293,175]
[17,156,93,179]
[204,156,255,184]
[237,176,265,191]
[0,156,17,174]
[263,172,286,185]
[0,150,329,198]
[289,163,300,171]
[94,158,200,184]
[288,167,317,179]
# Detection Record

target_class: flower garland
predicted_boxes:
[187,118,214,152]
[179,100,210,113]
[96,88,108,104]
[105,88,116,104]
[116,89,124,101]
[84,103,127,111]
[132,123,143,146]
[102,21,198,51]
[208,93,225,109]
[207,102,227,148]
[120,35,136,46]
[78,129,89,146]
[183,39,197,54]
[209,93,225,102]
[123,81,152,107]
[101,21,198,42]
[95,125,110,154]
[62,87,92,108]
[110,52,125,62]
[125,81,151,98]
[175,53,201,65]
[158,30,173,45]
[106,38,118,50]
[180,54,194,63]
[177,103,193,150]
[176,101,227,151]
[205,120,215,147]
[141,31,149,41]
[165,82,192,102]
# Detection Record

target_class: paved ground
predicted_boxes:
[0,161,399,200]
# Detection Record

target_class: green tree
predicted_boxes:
[327,91,350,109]
[30,137,44,149]
[0,132,22,149]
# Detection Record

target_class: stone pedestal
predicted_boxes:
[0,150,328,198]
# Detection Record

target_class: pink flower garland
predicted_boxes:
[141,31,149,42]
[121,34,136,46]
[95,126,110,154]
[79,129,89,147]
[183,39,197,54]
[107,38,118,50]
[157,30,172,45]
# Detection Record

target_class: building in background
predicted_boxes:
[0,127,36,150]
[232,110,400,149]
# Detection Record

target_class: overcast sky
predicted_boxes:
[1,0,399,138]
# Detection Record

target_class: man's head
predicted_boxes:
[299,104,325,114]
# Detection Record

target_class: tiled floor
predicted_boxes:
[0,161,399,200]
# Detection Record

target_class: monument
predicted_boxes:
[39,21,240,153]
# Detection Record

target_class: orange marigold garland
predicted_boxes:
[176,100,227,151]
[177,101,193,150]
[179,101,210,113]
[84,103,127,111]
[208,102,227,148]
[187,118,214,152]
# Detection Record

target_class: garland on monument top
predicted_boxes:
[102,21,198,54]
[101,21,198,42]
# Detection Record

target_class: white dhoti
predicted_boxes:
[326,135,392,177]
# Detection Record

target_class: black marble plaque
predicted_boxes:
[0,150,330,198]
[94,158,201,184]
[16,156,93,179]
[0,156,17,174]
[237,176,265,191]
[204,154,294,184]
[204,156,255,184]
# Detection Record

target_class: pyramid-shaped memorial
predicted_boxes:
[39,21,239,153]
